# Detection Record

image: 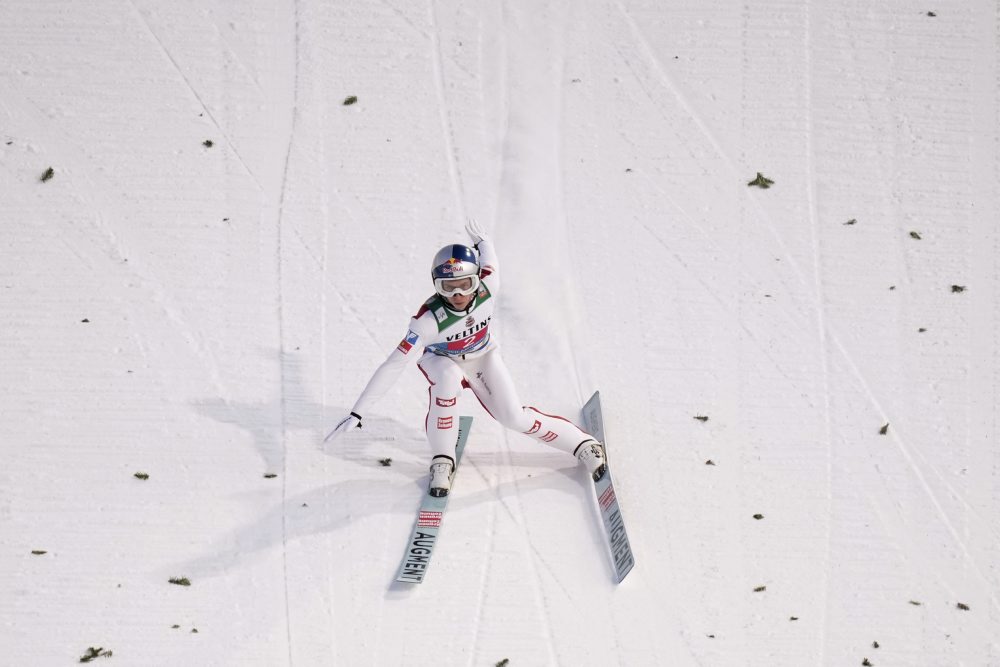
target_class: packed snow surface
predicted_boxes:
[2,0,998,665]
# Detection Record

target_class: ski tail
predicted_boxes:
[395,416,473,584]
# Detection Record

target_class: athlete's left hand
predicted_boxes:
[465,218,488,247]
[324,412,362,442]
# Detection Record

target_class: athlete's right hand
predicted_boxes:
[324,412,362,442]
[465,218,489,248]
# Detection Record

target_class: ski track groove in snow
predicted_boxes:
[464,454,496,666]
[125,0,263,192]
[210,18,268,98]
[380,0,432,41]
[275,0,303,662]
[283,218,387,352]
[463,452,564,666]
[428,0,468,220]
[314,21,337,665]
[554,1,591,409]
[966,0,1000,644]
[486,0,572,644]
[801,1,834,661]
[499,469,581,602]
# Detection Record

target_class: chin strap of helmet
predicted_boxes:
[443,298,474,314]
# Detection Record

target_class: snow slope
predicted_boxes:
[2,0,998,665]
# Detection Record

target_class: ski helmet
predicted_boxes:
[431,244,481,298]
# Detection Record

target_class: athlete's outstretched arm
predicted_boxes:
[324,317,432,441]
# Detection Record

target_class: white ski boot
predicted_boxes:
[428,455,456,497]
[575,439,607,482]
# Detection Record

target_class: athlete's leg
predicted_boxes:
[463,348,594,456]
[416,352,466,464]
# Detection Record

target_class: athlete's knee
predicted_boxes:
[420,357,465,393]
[492,405,536,433]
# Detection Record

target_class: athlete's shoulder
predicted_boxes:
[414,293,443,319]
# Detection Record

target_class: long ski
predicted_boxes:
[394,415,473,584]
[582,391,635,583]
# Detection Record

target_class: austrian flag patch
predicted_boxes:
[397,329,420,354]
[599,486,616,511]
[418,511,443,528]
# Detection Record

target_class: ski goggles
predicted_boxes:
[434,275,480,297]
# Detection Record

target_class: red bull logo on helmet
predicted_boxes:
[439,258,462,274]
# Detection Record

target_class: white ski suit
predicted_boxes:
[348,239,594,463]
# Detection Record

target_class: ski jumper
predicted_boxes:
[348,239,595,462]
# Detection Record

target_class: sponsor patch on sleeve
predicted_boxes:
[397,329,420,354]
